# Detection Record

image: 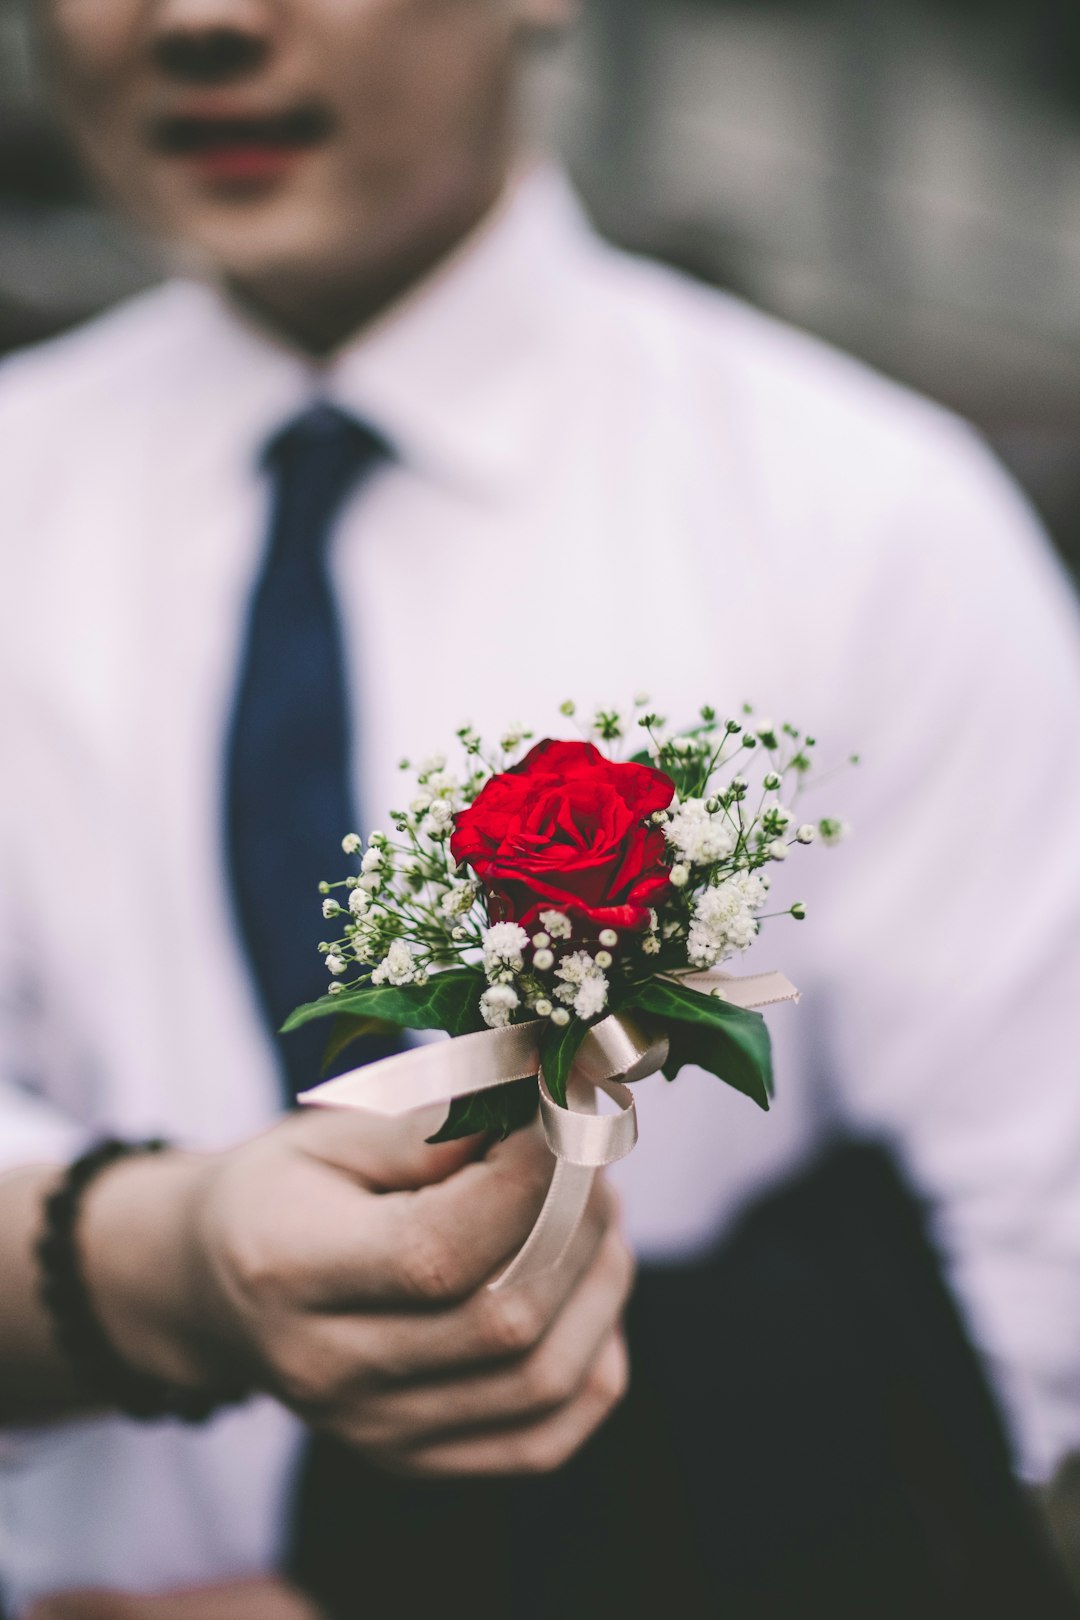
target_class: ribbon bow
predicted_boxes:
[300,969,798,1290]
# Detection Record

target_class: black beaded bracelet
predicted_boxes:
[37,1138,246,1423]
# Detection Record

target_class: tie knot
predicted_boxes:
[264,401,390,474]
[261,403,392,558]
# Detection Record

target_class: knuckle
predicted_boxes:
[223,1222,293,1306]
[518,1423,577,1475]
[270,1336,338,1412]
[479,1289,546,1358]
[520,1344,576,1412]
[398,1216,470,1303]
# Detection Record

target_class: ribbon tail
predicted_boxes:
[490,1158,597,1293]
[489,1067,612,1292]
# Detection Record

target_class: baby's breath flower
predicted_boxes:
[665,798,737,866]
[766,840,789,862]
[348,887,370,916]
[595,950,613,970]
[598,928,619,948]
[419,753,447,777]
[532,931,551,950]
[341,833,362,855]
[439,880,477,919]
[360,847,384,874]
[687,873,769,967]
[410,793,433,816]
[422,800,454,838]
[480,983,519,1029]
[791,902,807,920]
[328,982,344,996]
[540,910,572,940]
[482,922,529,980]
[819,818,852,846]
[322,898,341,919]
[371,939,417,986]
[554,951,609,1021]
[533,947,555,972]
[642,934,661,955]
[325,953,346,976]
[670,864,690,888]
[796,824,816,844]
[550,1006,570,1027]
[534,998,553,1018]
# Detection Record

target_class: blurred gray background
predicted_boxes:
[3,0,1080,1579]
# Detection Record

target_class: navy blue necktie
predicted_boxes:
[225,402,389,1100]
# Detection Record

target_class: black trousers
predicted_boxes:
[288,1142,1077,1619]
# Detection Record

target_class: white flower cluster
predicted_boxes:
[482,922,529,982]
[664,797,737,866]
[554,950,610,1021]
[371,939,422,986]
[687,872,771,968]
[474,916,613,1028]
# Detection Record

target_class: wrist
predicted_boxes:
[78,1147,245,1395]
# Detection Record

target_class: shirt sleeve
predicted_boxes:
[809,418,1080,1482]
[0,685,86,1174]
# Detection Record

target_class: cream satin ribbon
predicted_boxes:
[299,969,799,1291]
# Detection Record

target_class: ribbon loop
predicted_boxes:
[299,970,799,1291]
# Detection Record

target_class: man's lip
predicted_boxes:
[149,103,334,161]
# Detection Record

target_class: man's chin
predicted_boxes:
[160,201,365,297]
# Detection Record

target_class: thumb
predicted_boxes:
[286,1099,487,1190]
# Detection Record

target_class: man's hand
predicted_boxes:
[26,1575,322,1620]
[81,1110,633,1475]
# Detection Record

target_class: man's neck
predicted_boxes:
[222,173,509,359]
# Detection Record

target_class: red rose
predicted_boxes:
[450,738,675,934]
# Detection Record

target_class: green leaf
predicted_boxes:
[632,978,773,1111]
[426,1076,539,1144]
[281,967,487,1039]
[539,1016,591,1109]
[319,1013,400,1075]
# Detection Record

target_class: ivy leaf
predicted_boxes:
[539,1015,591,1109]
[319,1014,399,1076]
[632,978,773,1111]
[426,1076,539,1144]
[281,967,487,1039]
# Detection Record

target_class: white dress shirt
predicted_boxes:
[3,166,1080,1610]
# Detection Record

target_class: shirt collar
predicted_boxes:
[185,165,596,498]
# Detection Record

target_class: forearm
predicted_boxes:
[0,1152,237,1425]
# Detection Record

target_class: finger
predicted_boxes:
[306,1177,619,1380]
[286,1100,484,1191]
[335,1222,634,1448]
[293,1121,561,1306]
[384,1330,631,1477]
